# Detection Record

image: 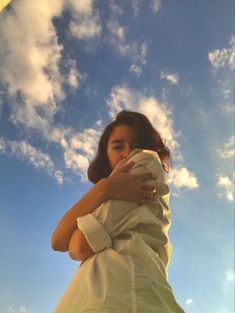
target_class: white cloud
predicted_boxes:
[215,138,233,203]
[109,0,123,15]
[69,128,101,156]
[0,1,65,108]
[67,0,93,14]
[132,0,141,16]
[217,136,235,159]
[66,59,87,88]
[216,173,234,201]
[225,269,234,283]
[8,306,15,313]
[106,85,199,190]
[49,125,101,181]
[0,0,73,138]
[208,37,234,113]
[161,70,179,85]
[69,14,101,40]
[0,0,100,136]
[67,0,101,39]
[0,137,6,152]
[129,64,142,76]
[1,123,101,183]
[107,85,178,149]
[220,103,235,114]
[168,167,199,189]
[151,0,161,13]
[8,305,28,313]
[107,19,125,41]
[19,306,27,313]
[185,298,193,305]
[107,19,147,69]
[64,149,89,181]
[0,0,103,183]
[96,119,103,127]
[208,36,235,70]
[131,0,162,15]
[2,139,64,185]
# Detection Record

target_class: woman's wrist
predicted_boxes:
[98,177,111,202]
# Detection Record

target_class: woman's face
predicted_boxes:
[107,125,140,170]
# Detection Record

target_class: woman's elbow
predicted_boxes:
[68,247,94,261]
[68,239,83,260]
[68,230,94,261]
[51,232,68,252]
[68,247,81,261]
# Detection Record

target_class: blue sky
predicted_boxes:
[0,1,234,313]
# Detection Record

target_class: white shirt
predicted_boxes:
[54,149,185,313]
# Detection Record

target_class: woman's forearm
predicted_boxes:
[51,178,108,252]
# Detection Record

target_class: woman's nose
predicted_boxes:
[122,145,132,158]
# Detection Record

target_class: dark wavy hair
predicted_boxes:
[88,110,171,183]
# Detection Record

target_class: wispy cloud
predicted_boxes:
[0,137,6,152]
[150,0,162,13]
[106,17,147,72]
[131,0,162,15]
[9,306,15,313]
[208,37,235,70]
[160,70,179,85]
[0,0,104,183]
[0,1,65,107]
[216,173,234,202]
[129,64,142,76]
[0,137,64,185]
[225,269,235,283]
[8,305,28,313]
[168,167,199,189]
[107,85,178,150]
[65,59,87,88]
[43,125,102,181]
[68,0,102,39]
[215,135,234,202]
[109,0,123,15]
[0,0,94,141]
[61,127,101,181]
[217,136,235,159]
[208,36,234,113]
[19,306,28,313]
[131,0,141,16]
[185,298,193,305]
[106,85,199,190]
[0,0,99,134]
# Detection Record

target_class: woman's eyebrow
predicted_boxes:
[111,139,124,144]
[110,139,138,144]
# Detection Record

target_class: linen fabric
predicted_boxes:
[54,149,185,313]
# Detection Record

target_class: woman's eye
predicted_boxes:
[113,146,122,150]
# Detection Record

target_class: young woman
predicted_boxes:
[52,110,185,313]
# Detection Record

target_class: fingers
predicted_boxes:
[138,188,156,202]
[142,184,156,192]
[134,171,155,181]
[120,161,135,173]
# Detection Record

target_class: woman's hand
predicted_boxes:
[103,161,156,205]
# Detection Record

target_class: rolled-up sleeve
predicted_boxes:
[77,213,112,253]
[77,150,170,253]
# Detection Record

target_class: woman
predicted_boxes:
[52,110,185,313]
